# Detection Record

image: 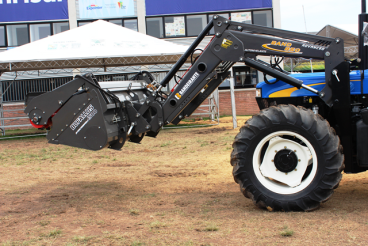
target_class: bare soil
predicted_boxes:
[1,116,368,245]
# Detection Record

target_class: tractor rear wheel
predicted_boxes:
[231,105,344,211]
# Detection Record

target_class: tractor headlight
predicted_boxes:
[256,88,262,97]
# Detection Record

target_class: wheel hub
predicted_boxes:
[274,149,298,173]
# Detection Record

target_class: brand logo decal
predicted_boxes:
[262,41,302,54]
[175,72,200,100]
[86,4,102,10]
[301,43,326,51]
[70,104,98,134]
[117,1,126,9]
[221,39,233,49]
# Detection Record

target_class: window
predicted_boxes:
[0,26,5,46]
[124,19,138,31]
[209,13,229,35]
[7,25,29,46]
[187,15,207,36]
[233,66,258,88]
[253,10,272,27]
[30,24,51,42]
[78,22,92,27]
[53,22,69,35]
[109,19,123,26]
[164,16,185,37]
[146,17,163,38]
[231,12,252,24]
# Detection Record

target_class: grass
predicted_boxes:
[160,141,171,147]
[204,223,219,231]
[129,208,140,216]
[150,221,167,229]
[73,235,95,243]
[279,226,294,237]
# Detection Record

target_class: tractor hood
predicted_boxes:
[257,70,368,98]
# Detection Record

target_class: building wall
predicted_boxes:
[219,89,259,116]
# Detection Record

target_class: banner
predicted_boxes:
[0,0,69,22]
[79,0,135,19]
[145,0,272,16]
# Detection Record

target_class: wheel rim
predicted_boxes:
[253,131,318,195]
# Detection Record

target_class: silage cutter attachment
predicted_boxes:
[25,73,163,151]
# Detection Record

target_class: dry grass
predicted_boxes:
[1,116,368,245]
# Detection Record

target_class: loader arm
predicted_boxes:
[25,15,349,151]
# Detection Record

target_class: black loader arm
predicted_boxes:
[162,16,347,124]
[24,15,348,151]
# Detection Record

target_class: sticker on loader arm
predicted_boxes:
[174,72,200,100]
[221,39,233,49]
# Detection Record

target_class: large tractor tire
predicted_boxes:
[231,105,344,211]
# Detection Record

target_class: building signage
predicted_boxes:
[0,0,68,22]
[79,0,135,19]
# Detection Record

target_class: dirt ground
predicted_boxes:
[1,116,368,245]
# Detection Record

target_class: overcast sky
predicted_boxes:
[280,0,363,35]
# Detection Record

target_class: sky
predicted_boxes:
[280,0,363,35]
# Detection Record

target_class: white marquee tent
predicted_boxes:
[0,20,190,73]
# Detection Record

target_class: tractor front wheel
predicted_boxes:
[231,105,344,211]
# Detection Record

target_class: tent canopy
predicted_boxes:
[0,20,189,73]
[316,25,358,59]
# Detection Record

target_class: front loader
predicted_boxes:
[25,7,367,211]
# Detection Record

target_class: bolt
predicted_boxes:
[84,137,86,139]
[213,15,218,20]
[34,113,36,115]
[320,92,325,98]
[284,146,287,149]
[61,129,63,131]
[294,150,296,152]
[146,125,151,130]
[83,103,85,106]
[225,20,229,24]
[152,93,156,97]
[275,150,277,153]
[74,113,76,115]
[136,113,140,118]
[239,57,244,61]
[33,116,38,122]
[43,111,45,114]
[146,100,150,104]
[52,139,54,141]
[276,169,278,171]
[38,116,41,119]
[216,32,221,37]
[66,124,68,126]
[34,107,37,109]
[285,173,288,175]
[78,108,81,110]
[44,122,47,124]
[159,122,163,126]
[237,26,243,31]
[298,159,301,162]
[27,113,29,115]
[179,115,183,119]
[98,126,101,129]
[100,146,102,148]
[166,121,170,124]
[58,100,63,105]
[271,159,274,162]
[325,51,330,57]
[335,38,340,43]
[88,98,91,101]
[295,169,297,171]
[56,134,59,136]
